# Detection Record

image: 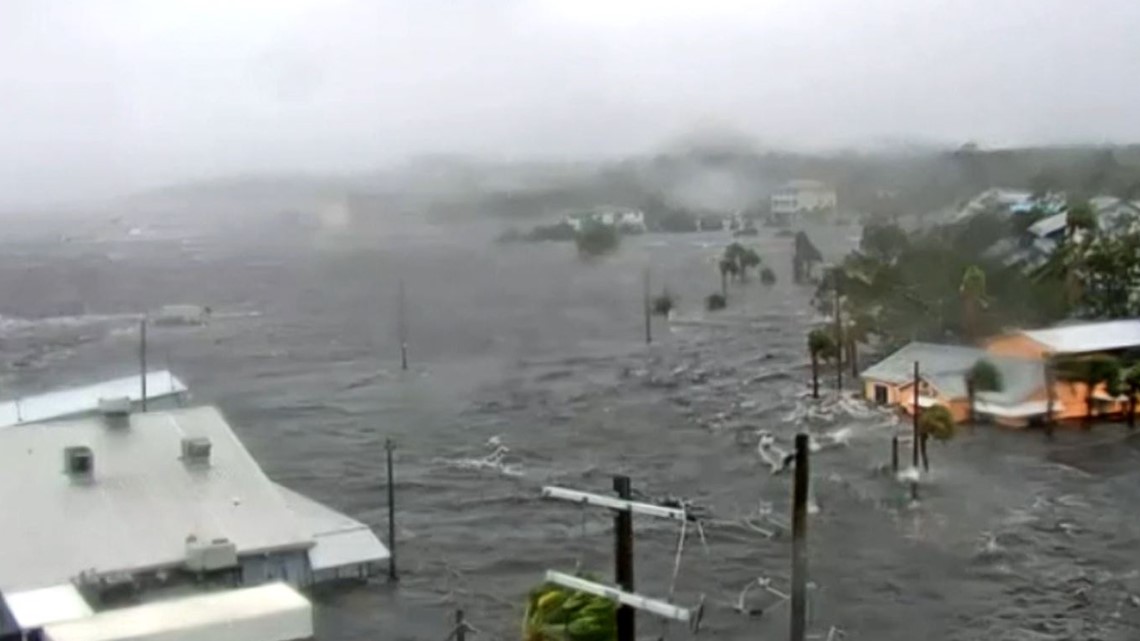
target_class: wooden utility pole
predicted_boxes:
[613,475,635,641]
[911,361,920,500]
[790,433,810,641]
[834,286,843,393]
[140,319,148,411]
[891,435,899,474]
[643,268,652,345]
[397,280,408,371]
[386,438,398,581]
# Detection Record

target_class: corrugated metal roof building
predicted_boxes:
[0,405,387,638]
[42,583,313,641]
[0,371,189,428]
[860,342,1051,423]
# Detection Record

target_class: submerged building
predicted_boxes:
[0,404,387,639]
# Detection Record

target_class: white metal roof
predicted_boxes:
[0,406,311,592]
[1021,319,1140,354]
[1028,211,1067,238]
[0,371,188,428]
[276,484,389,572]
[5,585,93,630]
[41,583,312,641]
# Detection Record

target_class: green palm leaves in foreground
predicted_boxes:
[524,577,616,641]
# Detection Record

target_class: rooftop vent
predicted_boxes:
[64,446,94,481]
[184,535,237,571]
[99,397,131,428]
[180,437,212,465]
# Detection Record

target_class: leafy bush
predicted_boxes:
[760,267,776,285]
[652,292,674,316]
[706,292,727,311]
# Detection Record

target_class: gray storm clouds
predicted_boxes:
[3,0,1140,206]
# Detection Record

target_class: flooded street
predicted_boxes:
[2,220,1139,641]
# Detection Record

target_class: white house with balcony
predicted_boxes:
[770,180,837,217]
[563,207,646,232]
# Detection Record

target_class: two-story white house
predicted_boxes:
[770,180,837,217]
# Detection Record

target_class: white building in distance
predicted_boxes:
[770,180,837,216]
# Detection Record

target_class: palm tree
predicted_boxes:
[525,578,615,641]
[959,265,987,343]
[1065,200,1097,240]
[843,309,874,377]
[807,328,837,400]
[739,248,762,280]
[1123,363,1140,429]
[964,359,1003,424]
[918,404,955,471]
[793,232,823,284]
[718,258,737,297]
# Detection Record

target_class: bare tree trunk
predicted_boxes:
[849,341,859,378]
[1129,389,1136,429]
[721,271,727,298]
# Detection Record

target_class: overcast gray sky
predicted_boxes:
[3,0,1140,206]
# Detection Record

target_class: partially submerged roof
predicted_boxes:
[0,371,188,428]
[276,484,389,572]
[41,583,312,641]
[0,406,311,592]
[1021,319,1140,354]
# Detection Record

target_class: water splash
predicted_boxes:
[437,435,524,477]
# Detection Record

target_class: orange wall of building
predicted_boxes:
[985,334,1050,359]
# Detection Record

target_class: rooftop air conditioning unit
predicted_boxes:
[64,446,94,482]
[184,535,238,572]
[181,437,212,465]
[99,397,131,428]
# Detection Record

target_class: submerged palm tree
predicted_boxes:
[964,359,1003,423]
[808,328,837,400]
[718,258,737,297]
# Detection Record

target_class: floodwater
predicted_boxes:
[2,216,1140,641]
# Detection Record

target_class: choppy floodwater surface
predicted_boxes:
[2,219,1140,641]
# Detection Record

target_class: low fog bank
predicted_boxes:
[6,139,1140,245]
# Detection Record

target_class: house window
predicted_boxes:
[874,384,889,404]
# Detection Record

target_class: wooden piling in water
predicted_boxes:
[386,438,398,581]
[643,268,651,345]
[791,433,809,641]
[891,436,899,474]
[613,475,635,641]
